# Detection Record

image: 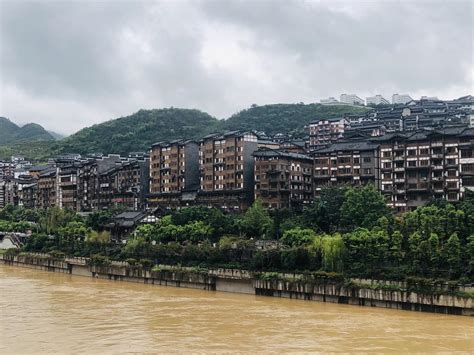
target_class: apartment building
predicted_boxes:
[55,159,80,210]
[366,95,390,106]
[312,141,381,194]
[373,127,474,212]
[392,94,413,105]
[254,148,313,209]
[340,94,364,105]
[112,158,150,211]
[37,168,56,209]
[198,131,278,210]
[308,118,348,149]
[149,140,199,208]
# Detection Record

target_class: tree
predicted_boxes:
[340,185,390,230]
[302,185,348,232]
[57,221,89,240]
[280,227,315,248]
[444,232,461,277]
[317,234,346,272]
[86,230,111,244]
[242,199,273,239]
[181,221,214,243]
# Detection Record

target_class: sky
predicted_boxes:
[0,0,472,135]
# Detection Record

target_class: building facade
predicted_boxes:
[254,148,313,209]
[312,141,381,195]
[308,118,348,149]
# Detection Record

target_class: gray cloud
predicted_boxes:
[0,0,472,134]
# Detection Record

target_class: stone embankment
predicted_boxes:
[1,253,472,316]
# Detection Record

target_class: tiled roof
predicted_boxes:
[253,148,312,160]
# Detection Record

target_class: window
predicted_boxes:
[461,164,474,173]
[407,149,416,156]
[353,158,360,164]
[419,148,429,155]
[363,157,371,163]
[461,149,473,158]
[408,161,416,167]
[364,168,372,175]
[382,151,391,158]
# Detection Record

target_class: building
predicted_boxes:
[55,158,81,210]
[340,94,364,105]
[37,168,56,209]
[372,127,474,212]
[148,140,199,208]
[308,118,348,149]
[0,161,15,179]
[320,97,339,105]
[312,141,381,195]
[253,148,313,209]
[366,95,390,106]
[198,131,277,210]
[392,94,413,105]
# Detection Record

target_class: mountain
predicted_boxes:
[0,117,21,143]
[54,104,367,155]
[3,103,368,160]
[55,108,220,155]
[0,117,55,144]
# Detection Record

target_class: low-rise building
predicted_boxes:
[308,118,348,149]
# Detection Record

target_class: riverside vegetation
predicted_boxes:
[1,186,474,290]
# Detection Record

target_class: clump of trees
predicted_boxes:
[3,186,473,282]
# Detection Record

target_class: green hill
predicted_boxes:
[223,103,368,137]
[55,104,368,155]
[4,104,369,160]
[54,108,220,155]
[0,117,55,144]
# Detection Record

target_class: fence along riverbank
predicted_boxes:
[1,252,472,316]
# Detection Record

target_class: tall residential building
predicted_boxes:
[308,118,348,149]
[148,140,199,208]
[37,168,56,209]
[340,94,364,105]
[366,95,390,106]
[198,131,277,210]
[254,148,313,209]
[392,94,413,105]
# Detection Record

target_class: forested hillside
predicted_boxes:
[54,104,367,155]
[0,117,54,144]
[54,108,220,155]
[223,103,367,137]
[3,103,369,159]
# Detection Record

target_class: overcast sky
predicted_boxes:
[1,0,472,135]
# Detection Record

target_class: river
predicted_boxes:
[0,265,473,353]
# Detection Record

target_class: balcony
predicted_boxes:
[431,153,444,159]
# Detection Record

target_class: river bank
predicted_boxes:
[1,252,472,316]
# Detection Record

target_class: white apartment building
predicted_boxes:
[392,94,413,104]
[340,94,364,105]
[366,95,390,106]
